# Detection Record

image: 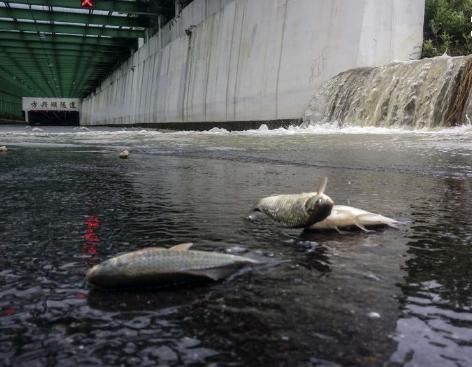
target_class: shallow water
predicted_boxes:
[1,124,472,367]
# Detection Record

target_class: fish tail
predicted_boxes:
[386,220,402,229]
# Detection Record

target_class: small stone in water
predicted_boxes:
[225,246,248,254]
[368,312,381,319]
[364,273,381,281]
[362,242,380,248]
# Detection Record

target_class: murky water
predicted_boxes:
[1,124,472,367]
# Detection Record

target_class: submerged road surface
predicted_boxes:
[1,124,471,366]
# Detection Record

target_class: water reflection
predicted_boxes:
[1,126,472,366]
[82,213,100,267]
[87,288,213,312]
[390,177,472,366]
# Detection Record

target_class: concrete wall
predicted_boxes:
[81,0,425,126]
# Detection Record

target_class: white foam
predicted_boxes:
[186,122,472,137]
[1,123,471,146]
[207,127,229,134]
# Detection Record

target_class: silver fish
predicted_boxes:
[86,243,260,289]
[253,177,334,228]
[309,205,400,233]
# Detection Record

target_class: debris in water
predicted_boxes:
[0,146,8,152]
[368,312,381,319]
[225,246,248,254]
[364,273,382,281]
[119,149,129,159]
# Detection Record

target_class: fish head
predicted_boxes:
[305,193,334,224]
[304,176,334,225]
[86,260,125,288]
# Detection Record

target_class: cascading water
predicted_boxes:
[303,55,472,129]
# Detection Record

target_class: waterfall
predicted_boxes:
[303,55,472,129]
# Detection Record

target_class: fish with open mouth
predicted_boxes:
[252,177,334,228]
[86,243,261,289]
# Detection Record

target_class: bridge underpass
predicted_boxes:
[0,0,186,124]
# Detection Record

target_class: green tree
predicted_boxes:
[423,0,472,57]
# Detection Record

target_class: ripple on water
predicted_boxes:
[1,125,472,366]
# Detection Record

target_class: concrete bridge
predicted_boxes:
[0,0,425,128]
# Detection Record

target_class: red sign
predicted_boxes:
[81,0,94,9]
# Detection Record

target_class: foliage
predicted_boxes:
[423,0,472,57]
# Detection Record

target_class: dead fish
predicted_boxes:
[0,146,7,152]
[252,177,334,228]
[86,243,260,289]
[309,205,400,233]
[119,149,129,159]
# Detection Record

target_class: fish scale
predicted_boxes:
[110,249,254,273]
[257,193,317,228]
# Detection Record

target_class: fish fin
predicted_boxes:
[132,247,166,254]
[187,268,234,281]
[169,243,194,251]
[387,222,400,229]
[317,176,328,195]
[334,226,344,234]
[354,221,374,233]
[381,217,402,229]
[357,213,401,229]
